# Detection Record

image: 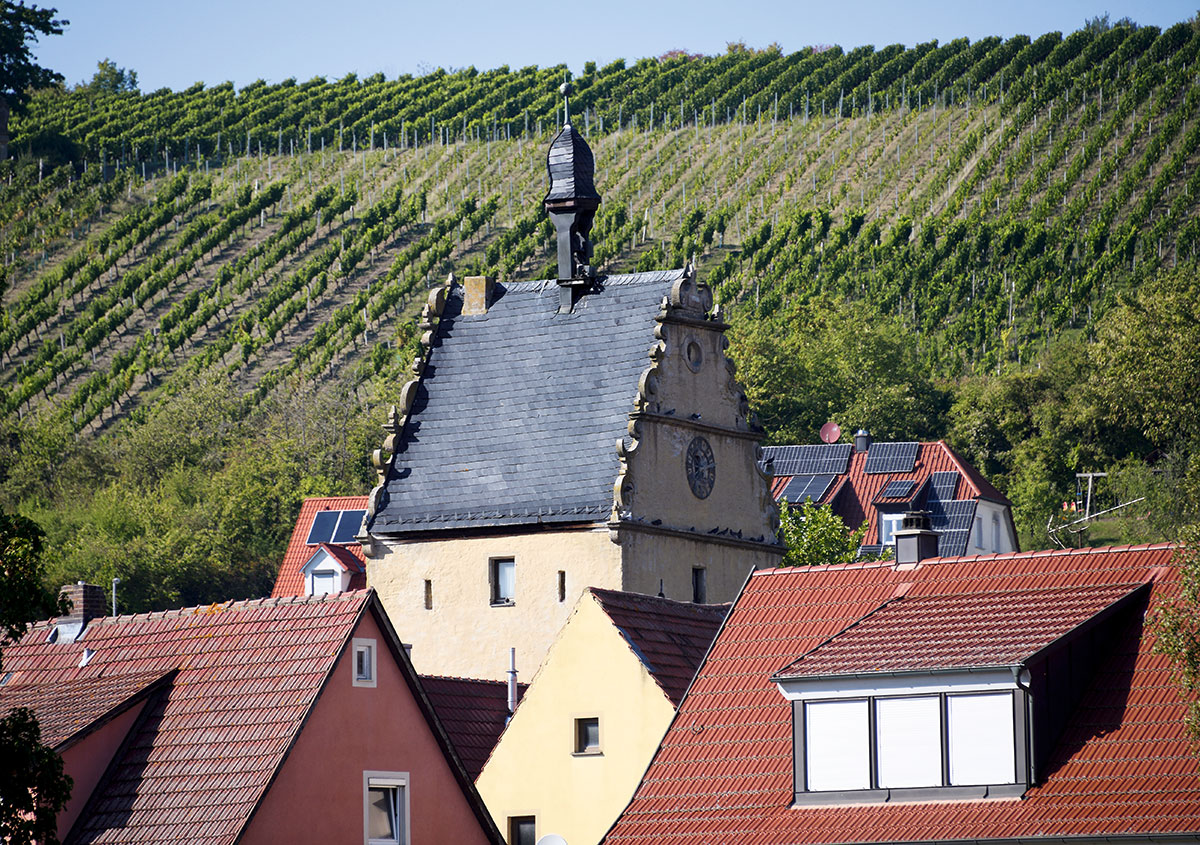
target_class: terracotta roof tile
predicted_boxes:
[421,675,527,780]
[270,497,368,598]
[590,589,729,706]
[605,543,1195,845]
[2,591,371,845]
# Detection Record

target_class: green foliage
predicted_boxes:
[0,507,58,650]
[730,296,948,444]
[0,707,71,845]
[0,2,67,110]
[777,497,887,567]
[80,58,138,94]
[1153,526,1200,738]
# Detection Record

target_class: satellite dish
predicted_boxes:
[819,421,841,444]
[537,836,568,845]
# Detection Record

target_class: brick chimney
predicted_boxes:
[462,275,495,315]
[57,582,106,641]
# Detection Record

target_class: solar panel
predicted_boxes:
[929,471,960,502]
[332,510,366,544]
[863,442,919,474]
[760,444,853,476]
[879,479,916,499]
[936,529,971,557]
[781,474,835,504]
[306,511,339,545]
[930,500,976,532]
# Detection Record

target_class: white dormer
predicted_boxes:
[301,545,356,595]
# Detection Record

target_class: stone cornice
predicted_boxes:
[630,411,765,442]
[610,517,784,554]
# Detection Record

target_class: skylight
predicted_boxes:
[306,509,366,546]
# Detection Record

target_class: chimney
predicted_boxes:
[894,511,939,566]
[506,648,519,722]
[854,428,872,452]
[462,275,494,315]
[55,581,106,643]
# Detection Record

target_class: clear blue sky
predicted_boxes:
[31,0,1200,92]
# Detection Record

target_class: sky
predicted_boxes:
[29,0,1200,92]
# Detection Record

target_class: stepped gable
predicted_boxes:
[421,674,527,779]
[605,543,1196,845]
[589,588,729,707]
[368,268,687,535]
[270,495,368,597]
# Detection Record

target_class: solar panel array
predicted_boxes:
[929,471,960,502]
[879,479,916,499]
[781,474,836,504]
[863,442,919,474]
[936,529,971,557]
[306,509,367,545]
[761,444,853,476]
[929,500,976,532]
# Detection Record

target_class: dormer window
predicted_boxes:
[300,546,361,596]
[774,580,1149,804]
[878,512,904,546]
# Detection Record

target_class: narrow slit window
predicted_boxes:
[423,580,433,611]
[692,567,707,604]
[557,570,566,603]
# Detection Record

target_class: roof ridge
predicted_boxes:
[53,590,367,627]
[420,673,511,686]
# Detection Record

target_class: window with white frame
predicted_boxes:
[491,558,515,605]
[992,514,1001,552]
[364,771,408,845]
[353,638,377,688]
[974,516,984,549]
[312,571,337,595]
[878,512,905,546]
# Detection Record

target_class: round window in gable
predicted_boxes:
[685,339,703,372]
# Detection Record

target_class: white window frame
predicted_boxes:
[879,512,905,546]
[974,516,985,549]
[490,557,515,606]
[363,770,409,845]
[311,570,338,596]
[352,638,377,688]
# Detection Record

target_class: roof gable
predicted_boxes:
[369,269,686,535]
[300,543,366,576]
[605,544,1196,845]
[589,589,728,706]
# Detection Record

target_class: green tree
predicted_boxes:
[1153,526,1200,740]
[0,2,68,160]
[80,58,137,94]
[0,509,71,845]
[777,497,889,567]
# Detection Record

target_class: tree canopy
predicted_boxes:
[0,2,67,110]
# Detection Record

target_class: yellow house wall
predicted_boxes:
[476,592,679,845]
[367,526,621,680]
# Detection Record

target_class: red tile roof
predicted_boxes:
[776,582,1146,678]
[604,544,1197,845]
[769,441,1010,547]
[421,675,527,780]
[590,589,729,707]
[3,592,371,844]
[0,670,173,749]
[271,496,368,597]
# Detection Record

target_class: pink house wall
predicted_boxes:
[242,611,496,844]
[57,701,148,842]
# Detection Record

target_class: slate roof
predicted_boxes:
[544,123,601,204]
[0,670,173,749]
[271,496,368,597]
[370,270,686,534]
[763,440,1013,556]
[590,589,729,707]
[421,674,527,780]
[0,589,487,845]
[604,543,1194,845]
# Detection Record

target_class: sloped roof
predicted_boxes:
[271,496,368,597]
[2,591,372,845]
[0,670,173,749]
[604,543,1196,845]
[776,582,1146,678]
[421,674,527,780]
[764,440,1012,556]
[590,589,729,707]
[302,542,366,575]
[370,270,685,535]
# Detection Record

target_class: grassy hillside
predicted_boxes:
[2,19,1198,608]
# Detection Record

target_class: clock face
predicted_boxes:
[685,437,716,499]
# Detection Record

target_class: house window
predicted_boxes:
[692,567,707,604]
[353,638,377,688]
[509,816,536,845]
[879,512,905,546]
[423,579,433,611]
[795,690,1023,801]
[992,515,1001,552]
[974,516,984,549]
[364,772,409,845]
[558,570,566,603]
[312,571,337,595]
[491,558,515,606]
[574,717,601,754]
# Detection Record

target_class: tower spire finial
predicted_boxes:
[544,82,601,311]
[560,81,573,127]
